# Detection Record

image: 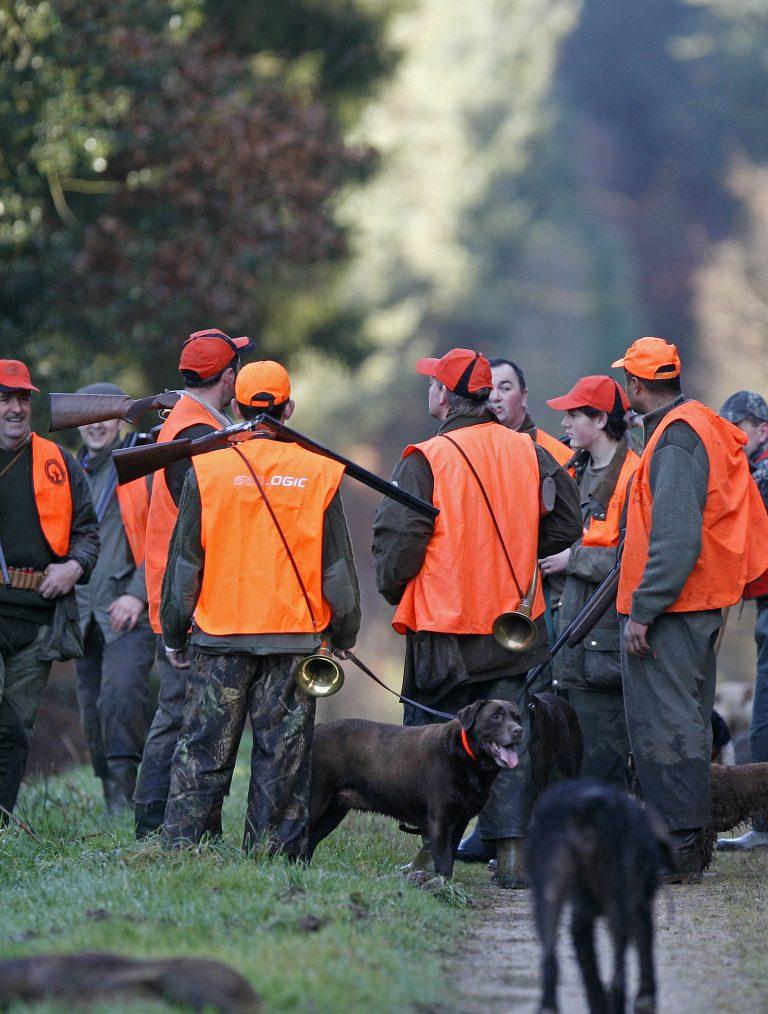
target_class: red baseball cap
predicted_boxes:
[415,348,492,399]
[547,375,629,414]
[235,361,291,408]
[178,329,254,380]
[0,360,39,393]
[611,337,681,381]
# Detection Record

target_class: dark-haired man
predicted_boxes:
[488,357,572,466]
[614,338,768,882]
[134,328,253,837]
[373,349,581,886]
[718,391,768,852]
[0,360,99,821]
[161,361,360,854]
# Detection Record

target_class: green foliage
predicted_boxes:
[1,763,472,1012]
[0,0,392,394]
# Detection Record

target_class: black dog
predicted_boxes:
[525,779,671,1014]
[305,699,523,877]
[529,691,584,792]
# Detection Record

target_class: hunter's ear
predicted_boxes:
[457,700,486,732]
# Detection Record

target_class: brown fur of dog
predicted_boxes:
[0,953,261,1012]
[306,699,523,877]
[529,691,584,793]
[703,761,768,867]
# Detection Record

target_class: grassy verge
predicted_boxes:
[1,760,477,1013]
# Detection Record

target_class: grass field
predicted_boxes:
[1,759,476,1013]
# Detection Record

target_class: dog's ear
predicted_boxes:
[457,700,486,732]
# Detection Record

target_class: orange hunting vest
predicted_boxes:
[145,395,223,632]
[392,422,545,635]
[192,439,344,636]
[30,434,72,558]
[116,479,150,566]
[581,448,639,549]
[535,427,573,467]
[617,402,768,615]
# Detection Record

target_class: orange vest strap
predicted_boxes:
[581,450,639,549]
[31,434,72,557]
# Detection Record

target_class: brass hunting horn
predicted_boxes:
[492,567,540,653]
[292,644,345,698]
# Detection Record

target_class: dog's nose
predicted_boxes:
[510,724,524,743]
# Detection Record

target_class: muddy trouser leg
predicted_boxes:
[750,602,768,832]
[621,610,721,832]
[0,626,52,817]
[74,623,109,782]
[163,652,251,846]
[99,625,156,804]
[134,636,188,831]
[243,654,316,859]
[568,687,631,788]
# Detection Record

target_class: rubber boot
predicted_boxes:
[662,828,704,885]
[135,800,166,839]
[492,837,526,889]
[104,760,137,818]
[401,835,434,874]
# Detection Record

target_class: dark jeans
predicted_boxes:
[74,622,155,782]
[621,610,721,831]
[0,625,52,818]
[134,637,187,807]
[163,652,315,856]
[405,675,534,839]
[750,601,768,831]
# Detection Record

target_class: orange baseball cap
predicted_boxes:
[611,337,681,381]
[415,348,492,399]
[235,361,291,408]
[0,360,39,392]
[547,375,629,413]
[179,328,254,379]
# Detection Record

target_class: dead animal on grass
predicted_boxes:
[0,952,261,1012]
[525,779,671,1014]
[305,699,523,878]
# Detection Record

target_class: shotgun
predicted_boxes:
[525,541,625,691]
[49,391,181,432]
[112,415,440,520]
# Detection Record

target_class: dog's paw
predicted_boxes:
[405,870,446,891]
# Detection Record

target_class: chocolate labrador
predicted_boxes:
[305,699,523,878]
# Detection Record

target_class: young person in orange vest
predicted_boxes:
[0,360,99,822]
[134,329,253,838]
[372,349,581,886]
[160,361,360,854]
[717,391,768,852]
[538,375,639,786]
[614,337,768,883]
[74,382,156,816]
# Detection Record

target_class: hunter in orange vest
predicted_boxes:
[161,361,360,855]
[134,328,253,839]
[373,349,582,888]
[612,337,768,882]
[717,390,768,852]
[541,375,639,787]
[74,381,157,816]
[0,360,100,822]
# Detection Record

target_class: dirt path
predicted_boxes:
[449,857,765,1014]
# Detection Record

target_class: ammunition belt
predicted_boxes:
[5,567,45,591]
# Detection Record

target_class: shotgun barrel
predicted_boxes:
[48,391,180,432]
[112,416,440,520]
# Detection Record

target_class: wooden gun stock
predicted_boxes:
[48,391,180,431]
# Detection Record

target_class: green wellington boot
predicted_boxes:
[492,837,526,889]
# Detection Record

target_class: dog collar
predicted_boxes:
[460,728,477,761]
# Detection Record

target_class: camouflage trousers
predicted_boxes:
[163,652,315,857]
